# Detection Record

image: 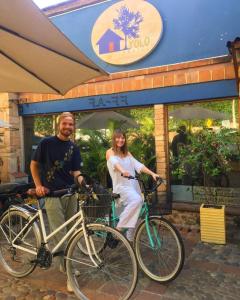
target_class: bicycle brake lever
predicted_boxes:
[121,174,135,180]
[155,177,166,186]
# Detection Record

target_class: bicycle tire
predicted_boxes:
[0,209,41,277]
[66,224,138,300]
[134,216,184,282]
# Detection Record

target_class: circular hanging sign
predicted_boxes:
[91,0,163,65]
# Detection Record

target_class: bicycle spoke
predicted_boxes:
[66,225,137,300]
[135,217,184,282]
[0,210,40,277]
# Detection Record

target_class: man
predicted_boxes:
[30,112,83,292]
[171,125,188,158]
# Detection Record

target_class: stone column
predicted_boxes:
[0,93,25,183]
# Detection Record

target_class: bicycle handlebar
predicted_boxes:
[120,174,166,194]
[27,173,93,199]
[27,183,80,198]
[51,184,79,197]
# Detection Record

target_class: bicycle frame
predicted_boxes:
[109,195,162,250]
[7,197,101,268]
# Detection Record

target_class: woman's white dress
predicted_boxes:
[107,155,144,231]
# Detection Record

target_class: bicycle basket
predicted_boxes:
[82,182,112,222]
[148,190,172,215]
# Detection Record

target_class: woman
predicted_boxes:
[106,129,159,241]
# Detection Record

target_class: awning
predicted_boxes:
[0,0,107,95]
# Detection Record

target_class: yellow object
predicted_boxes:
[200,204,226,244]
[206,119,213,127]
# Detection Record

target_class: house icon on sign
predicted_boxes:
[96,29,123,54]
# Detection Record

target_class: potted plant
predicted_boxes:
[171,128,240,244]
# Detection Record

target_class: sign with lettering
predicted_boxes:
[91,0,163,65]
[88,95,128,108]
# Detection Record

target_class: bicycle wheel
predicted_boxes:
[0,209,41,277]
[134,216,184,282]
[66,224,138,300]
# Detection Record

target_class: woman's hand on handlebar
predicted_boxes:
[151,173,160,181]
[121,171,131,177]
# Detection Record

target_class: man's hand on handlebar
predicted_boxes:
[35,185,49,197]
[75,174,85,186]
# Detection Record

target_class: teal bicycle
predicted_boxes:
[82,175,185,283]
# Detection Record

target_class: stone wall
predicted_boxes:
[193,186,240,206]
[165,209,240,243]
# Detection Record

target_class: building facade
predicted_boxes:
[0,0,239,213]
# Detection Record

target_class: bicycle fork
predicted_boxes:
[81,225,103,268]
[145,216,162,250]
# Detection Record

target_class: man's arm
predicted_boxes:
[30,160,49,196]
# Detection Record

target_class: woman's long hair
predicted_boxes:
[112,129,128,156]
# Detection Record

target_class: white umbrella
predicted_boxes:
[0,119,12,128]
[77,111,139,129]
[169,106,229,120]
[0,0,107,95]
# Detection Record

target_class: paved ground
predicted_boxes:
[0,226,240,300]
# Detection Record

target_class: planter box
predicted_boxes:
[200,204,226,244]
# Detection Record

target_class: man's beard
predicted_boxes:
[60,128,72,137]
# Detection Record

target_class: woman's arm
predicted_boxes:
[129,152,159,181]
[140,165,159,181]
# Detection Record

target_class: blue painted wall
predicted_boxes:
[51,0,240,73]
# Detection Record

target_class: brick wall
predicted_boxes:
[154,104,168,190]
[19,56,235,104]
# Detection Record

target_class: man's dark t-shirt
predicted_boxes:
[32,136,82,190]
[171,133,188,158]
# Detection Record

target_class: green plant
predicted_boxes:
[172,128,240,187]
[76,129,110,185]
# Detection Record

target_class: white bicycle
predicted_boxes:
[0,183,138,300]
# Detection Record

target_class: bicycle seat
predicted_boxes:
[0,183,21,194]
[0,182,34,195]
